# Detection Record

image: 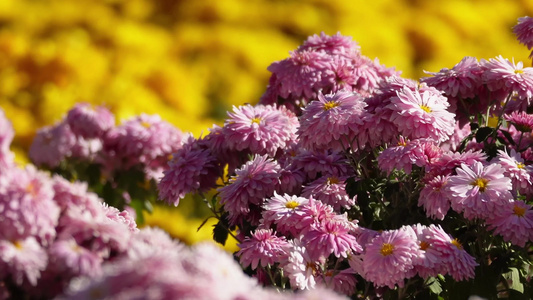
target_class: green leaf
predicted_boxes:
[212,216,230,246]
[503,267,524,293]
[475,126,494,143]
[427,277,443,295]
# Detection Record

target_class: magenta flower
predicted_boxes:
[0,166,60,245]
[407,224,447,279]
[0,237,47,286]
[219,155,281,225]
[292,149,352,180]
[297,90,367,151]
[293,198,336,235]
[302,217,362,261]
[301,176,356,211]
[223,104,298,156]
[486,200,533,247]
[514,16,533,58]
[29,121,77,168]
[66,102,114,139]
[425,224,477,281]
[482,55,533,101]
[418,175,451,220]
[158,135,220,206]
[495,149,533,193]
[298,32,360,56]
[317,268,357,296]
[237,229,290,270]
[428,149,487,177]
[361,229,419,288]
[388,86,455,142]
[505,111,533,133]
[447,161,513,220]
[421,56,483,99]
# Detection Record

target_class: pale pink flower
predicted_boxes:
[514,16,533,58]
[0,237,47,286]
[447,161,513,220]
[262,193,310,237]
[495,149,533,193]
[298,32,360,56]
[317,268,357,296]
[48,238,102,278]
[292,149,352,180]
[482,55,533,101]
[223,104,298,156]
[504,111,533,133]
[361,229,419,288]
[66,103,114,139]
[302,218,362,261]
[301,176,356,211]
[377,137,427,175]
[29,121,77,168]
[293,198,336,235]
[486,200,533,247]
[421,56,483,99]
[407,224,447,279]
[428,149,487,177]
[418,175,451,220]
[388,86,456,142]
[282,238,319,290]
[219,155,280,226]
[237,229,290,270]
[0,108,14,169]
[298,90,367,151]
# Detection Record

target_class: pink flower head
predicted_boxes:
[29,121,77,168]
[103,113,185,171]
[301,176,356,211]
[262,193,310,237]
[302,217,362,261]
[293,198,336,235]
[66,103,114,139]
[421,56,483,99]
[388,86,455,142]
[0,166,60,245]
[292,149,352,180]
[428,149,487,177]
[406,224,447,279]
[486,200,533,247]
[378,137,440,175]
[51,175,103,215]
[482,56,533,101]
[514,16,533,57]
[361,229,419,288]
[297,90,367,151]
[418,175,451,220]
[282,237,319,290]
[48,238,102,278]
[0,108,14,169]
[447,161,513,220]
[218,155,281,226]
[223,104,298,156]
[425,224,477,281]
[495,149,533,193]
[0,237,47,286]
[504,111,533,133]
[158,135,220,206]
[237,229,290,270]
[317,268,357,296]
[298,32,360,57]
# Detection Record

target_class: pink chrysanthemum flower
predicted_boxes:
[158,135,220,206]
[298,90,367,151]
[439,121,472,152]
[317,268,357,296]
[298,32,360,56]
[282,238,319,290]
[446,161,513,220]
[301,176,356,211]
[482,55,533,101]
[293,198,336,235]
[29,121,77,168]
[407,224,447,279]
[425,224,477,281]
[377,137,438,175]
[223,104,298,156]
[418,175,451,220]
[276,167,306,195]
[361,229,419,288]
[514,16,533,58]
[421,56,483,99]
[237,229,290,270]
[302,217,362,261]
[428,149,487,177]
[388,86,456,142]
[48,238,102,278]
[0,237,48,286]
[0,109,14,170]
[66,103,115,139]
[504,111,533,133]
[486,200,533,247]
[0,166,60,245]
[262,193,310,237]
[103,113,185,171]
[495,149,533,193]
[292,149,352,180]
[219,155,280,225]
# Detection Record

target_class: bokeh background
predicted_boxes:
[1,0,532,249]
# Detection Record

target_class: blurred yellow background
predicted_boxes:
[1,0,532,249]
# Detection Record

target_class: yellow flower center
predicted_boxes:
[380,243,395,256]
[419,105,432,113]
[451,238,463,250]
[517,162,525,169]
[285,200,299,209]
[513,204,527,217]
[13,240,23,250]
[323,101,339,111]
[420,241,430,251]
[515,69,524,74]
[470,177,489,192]
[25,182,37,197]
[141,121,151,128]
[327,177,340,185]
[251,117,261,124]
